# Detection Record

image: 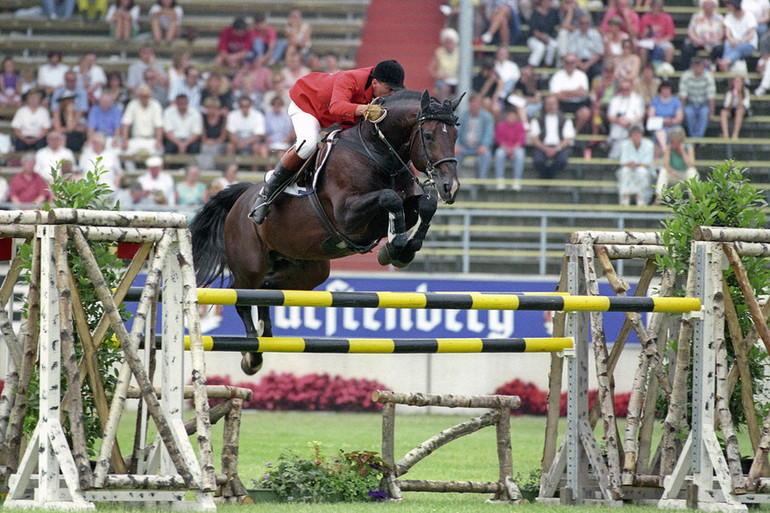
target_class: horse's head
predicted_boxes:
[374,90,463,204]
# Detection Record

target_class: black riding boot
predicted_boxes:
[250,160,299,225]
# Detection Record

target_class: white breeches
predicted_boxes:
[288,100,321,160]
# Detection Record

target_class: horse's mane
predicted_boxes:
[381,89,460,126]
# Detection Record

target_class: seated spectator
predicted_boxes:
[138,155,175,206]
[599,0,639,39]
[568,13,604,81]
[73,52,106,106]
[78,132,122,189]
[472,56,504,116]
[743,0,770,42]
[549,53,591,134]
[603,16,630,60]
[197,97,227,170]
[11,89,51,152]
[264,96,294,156]
[262,71,291,112]
[168,66,202,109]
[428,28,460,101]
[166,49,190,94]
[280,49,310,89]
[679,57,716,139]
[250,12,282,67]
[304,53,323,73]
[150,0,183,44]
[142,68,168,108]
[647,79,683,150]
[216,16,256,69]
[323,51,341,74]
[655,126,698,202]
[529,94,575,179]
[480,0,521,47]
[77,0,107,21]
[680,0,724,71]
[508,64,543,120]
[717,0,758,72]
[127,44,167,97]
[493,47,521,105]
[42,0,75,20]
[282,9,313,59]
[232,58,273,111]
[50,71,89,116]
[638,0,676,68]
[19,67,37,97]
[200,72,233,112]
[210,162,238,192]
[720,74,751,139]
[104,71,129,109]
[1,57,22,107]
[633,62,661,106]
[34,131,76,182]
[53,93,87,152]
[120,84,163,155]
[106,0,140,41]
[493,108,527,190]
[617,125,655,205]
[615,38,642,83]
[755,48,770,95]
[455,94,494,180]
[175,164,207,206]
[37,51,68,99]
[163,94,202,155]
[88,91,123,145]
[9,154,51,206]
[226,96,268,163]
[113,178,153,208]
[557,0,589,61]
[526,0,559,67]
[589,59,619,143]
[606,78,646,157]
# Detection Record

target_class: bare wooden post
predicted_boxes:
[380,401,401,500]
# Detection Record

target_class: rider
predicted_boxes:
[249,59,406,224]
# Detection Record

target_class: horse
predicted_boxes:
[190,89,462,375]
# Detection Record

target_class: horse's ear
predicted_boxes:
[450,92,466,112]
[420,89,431,111]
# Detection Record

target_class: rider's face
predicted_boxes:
[372,79,396,98]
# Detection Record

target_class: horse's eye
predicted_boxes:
[423,132,435,142]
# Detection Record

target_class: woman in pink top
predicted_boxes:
[493,108,527,190]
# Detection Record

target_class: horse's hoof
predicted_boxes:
[391,257,412,268]
[377,245,392,266]
[241,352,264,375]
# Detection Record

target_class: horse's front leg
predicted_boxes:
[386,194,438,268]
[236,304,264,375]
[335,189,409,259]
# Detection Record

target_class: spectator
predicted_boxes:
[250,12,281,67]
[200,72,233,112]
[717,0,758,72]
[599,0,639,39]
[73,52,106,106]
[617,124,655,205]
[527,0,559,67]
[120,84,163,155]
[50,71,89,115]
[216,16,256,69]
[720,74,751,139]
[633,62,661,106]
[428,27,460,101]
[142,68,168,108]
[104,71,129,109]
[1,57,22,106]
[472,56,504,115]
[493,47,521,106]
[755,49,770,95]
[568,12,605,81]
[264,96,294,155]
[603,16,630,59]
[166,49,191,93]
[557,0,588,61]
[168,66,202,108]
[680,0,724,70]
[455,94,495,180]
[127,44,167,96]
[638,0,676,67]
[323,51,341,74]
[79,132,122,189]
[106,0,140,41]
[606,78,646,157]
[41,0,75,20]
[679,57,716,139]
[509,64,543,119]
[280,49,311,89]
[19,67,37,97]
[53,93,86,152]
[743,0,770,41]
[34,131,75,182]
[647,79,683,150]
[282,9,313,59]
[480,0,521,47]
[77,0,106,21]
[138,155,175,205]
[588,59,618,143]
[226,96,268,162]
[162,94,202,156]
[175,164,207,206]
[11,89,51,151]
[493,108,527,190]
[37,50,68,99]
[198,97,227,169]
[232,57,273,110]
[263,70,291,112]
[655,126,698,202]
[529,94,574,179]
[150,0,183,44]
[615,38,642,82]
[549,53,591,134]
[113,178,153,208]
[9,154,51,206]
[210,162,238,192]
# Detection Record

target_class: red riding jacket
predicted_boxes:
[289,66,375,128]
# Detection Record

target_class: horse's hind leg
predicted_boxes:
[378,194,437,268]
[236,304,264,375]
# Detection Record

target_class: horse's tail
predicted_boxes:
[189,182,252,287]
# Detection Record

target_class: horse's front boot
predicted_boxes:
[241,351,264,375]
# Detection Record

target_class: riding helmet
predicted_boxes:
[371,60,405,91]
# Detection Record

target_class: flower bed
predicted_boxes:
[494,378,631,417]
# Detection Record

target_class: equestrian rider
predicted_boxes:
[250,59,406,224]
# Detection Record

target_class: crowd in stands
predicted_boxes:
[439,0,769,204]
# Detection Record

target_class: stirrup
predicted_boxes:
[249,194,270,224]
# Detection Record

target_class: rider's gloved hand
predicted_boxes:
[363,103,387,123]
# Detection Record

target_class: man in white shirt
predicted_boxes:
[529,95,574,178]
[137,155,175,206]
[163,94,203,155]
[121,85,164,156]
[79,133,122,190]
[606,79,646,158]
[34,131,76,182]
[226,96,268,160]
[167,66,202,110]
[37,51,69,98]
[548,53,591,133]
[493,47,521,100]
[126,44,168,96]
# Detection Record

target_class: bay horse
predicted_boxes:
[190,89,462,374]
